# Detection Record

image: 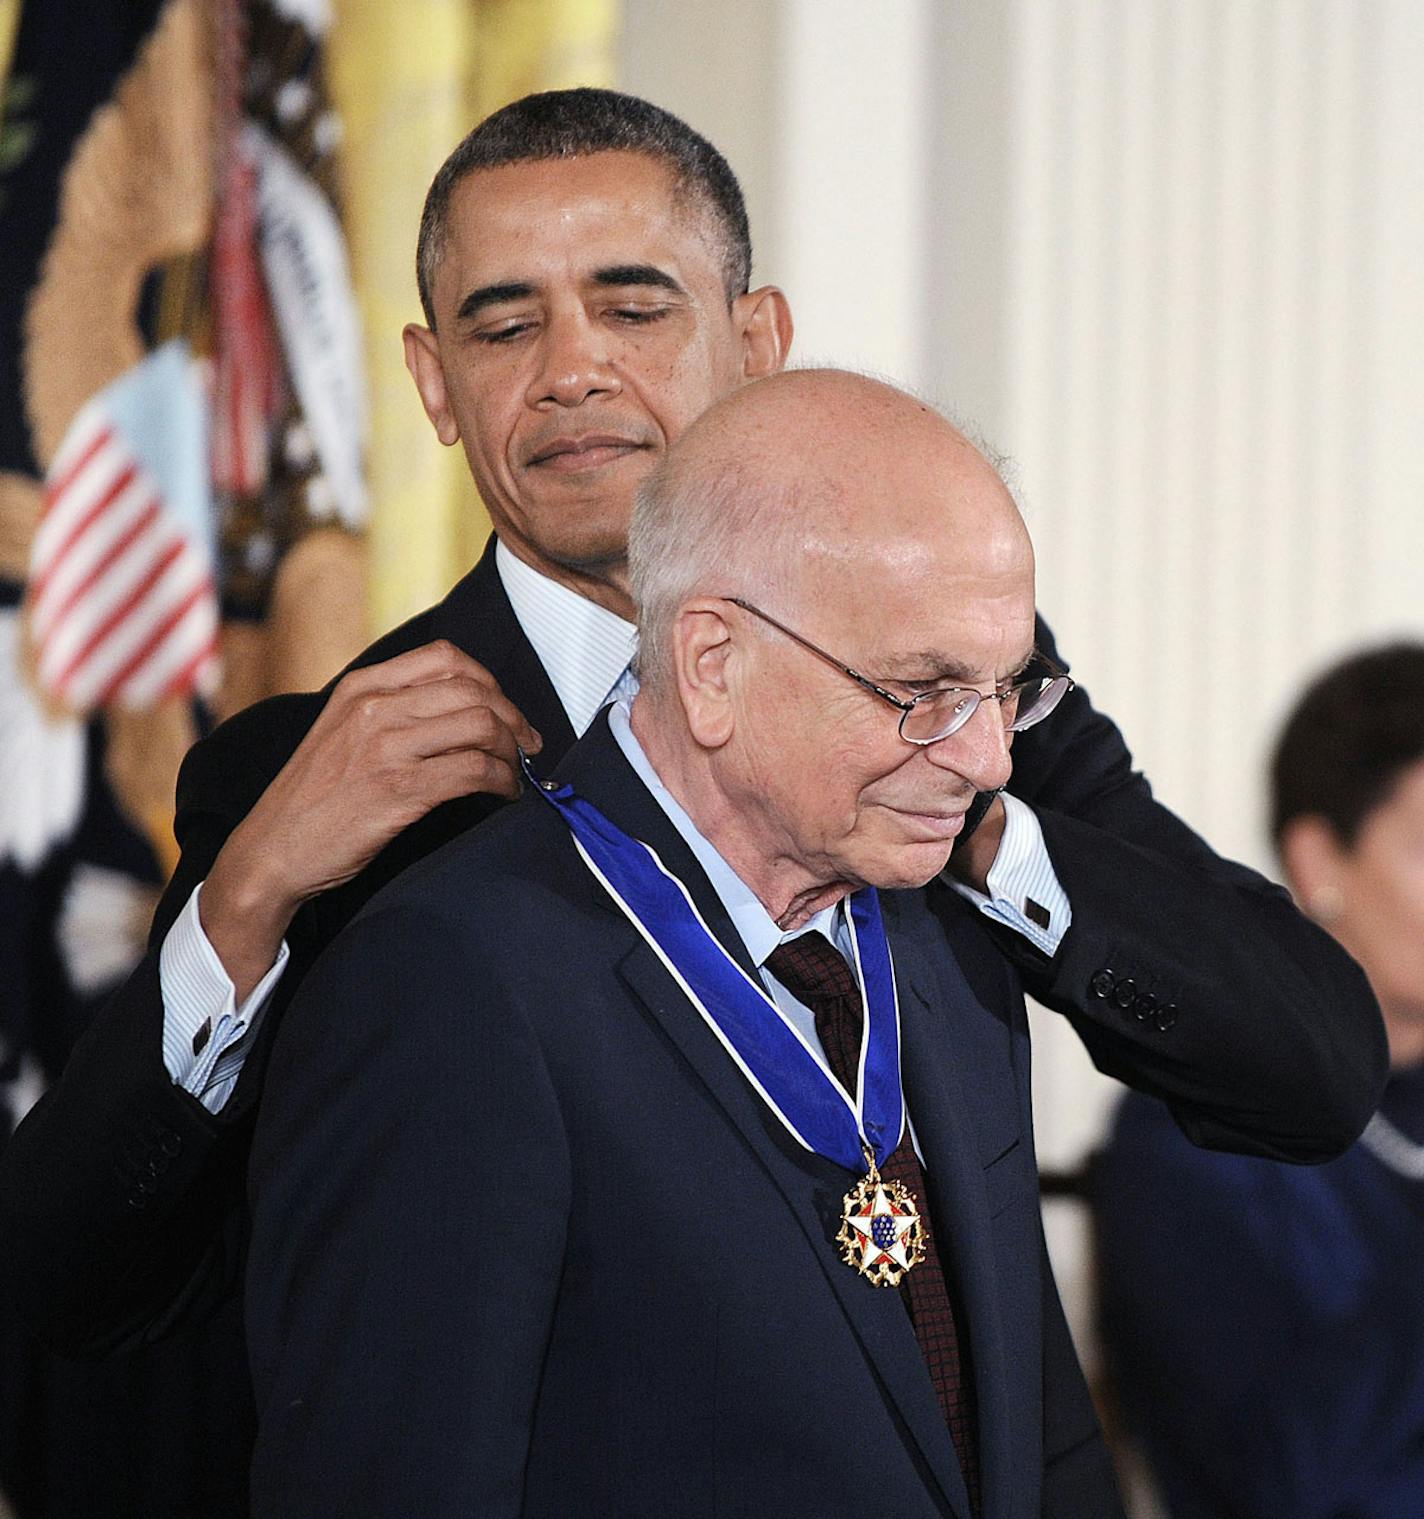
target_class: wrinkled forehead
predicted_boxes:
[793,519,1037,683]
[434,152,724,295]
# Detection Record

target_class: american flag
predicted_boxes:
[27,343,220,712]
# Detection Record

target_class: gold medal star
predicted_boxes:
[845,1181,917,1273]
[838,1171,925,1286]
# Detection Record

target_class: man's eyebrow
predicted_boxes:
[878,647,1038,686]
[591,263,687,295]
[452,265,687,323]
[454,282,536,322]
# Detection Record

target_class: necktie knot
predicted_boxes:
[765,932,862,1098]
[764,931,859,1005]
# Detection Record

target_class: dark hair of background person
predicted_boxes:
[415,87,753,329]
[1271,642,1424,848]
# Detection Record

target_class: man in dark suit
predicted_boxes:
[0,88,1384,1515]
[247,368,1120,1515]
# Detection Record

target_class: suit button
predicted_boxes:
[159,1131,183,1157]
[1090,969,1117,1000]
[136,1175,158,1195]
[1132,991,1157,1020]
[1113,977,1138,1010]
[147,1154,170,1177]
[1154,1003,1179,1031]
[127,1191,148,1210]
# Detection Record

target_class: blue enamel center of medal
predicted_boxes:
[871,1214,897,1249]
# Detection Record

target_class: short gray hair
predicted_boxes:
[629,455,800,693]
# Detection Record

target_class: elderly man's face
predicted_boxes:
[406,152,775,586]
[726,533,1035,894]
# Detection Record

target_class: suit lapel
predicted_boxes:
[559,713,758,977]
[895,942,1019,1519]
[434,538,579,768]
[561,718,969,1514]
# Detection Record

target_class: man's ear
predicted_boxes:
[673,600,738,748]
[1279,815,1347,921]
[733,285,793,381]
[402,324,460,446]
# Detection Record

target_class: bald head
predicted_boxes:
[630,369,1032,690]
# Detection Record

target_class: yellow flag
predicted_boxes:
[330,0,619,638]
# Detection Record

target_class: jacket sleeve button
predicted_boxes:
[1113,977,1139,1010]
[1154,1003,1179,1031]
[1090,969,1117,1000]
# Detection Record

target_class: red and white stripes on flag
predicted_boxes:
[29,408,219,712]
[211,129,285,499]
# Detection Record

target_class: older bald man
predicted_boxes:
[245,372,1124,1519]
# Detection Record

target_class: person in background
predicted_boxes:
[1097,642,1424,1519]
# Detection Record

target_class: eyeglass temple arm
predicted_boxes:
[720,597,915,712]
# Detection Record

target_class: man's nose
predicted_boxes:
[923,697,1014,793]
[527,312,621,408]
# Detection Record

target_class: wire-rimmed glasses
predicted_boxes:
[721,597,1074,746]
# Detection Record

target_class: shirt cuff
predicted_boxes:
[159,882,290,1114]
[945,793,1072,957]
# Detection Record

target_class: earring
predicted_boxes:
[1310,885,1344,924]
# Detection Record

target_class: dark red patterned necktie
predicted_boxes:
[765,931,981,1515]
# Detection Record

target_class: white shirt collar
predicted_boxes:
[495,540,639,738]
[607,698,844,967]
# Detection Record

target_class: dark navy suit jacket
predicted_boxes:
[245,712,1122,1518]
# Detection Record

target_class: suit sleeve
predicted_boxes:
[246,899,570,1519]
[0,696,317,1355]
[970,616,1387,1162]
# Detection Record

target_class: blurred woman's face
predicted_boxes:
[1331,758,1424,1059]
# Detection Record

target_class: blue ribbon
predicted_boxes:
[529,764,905,1173]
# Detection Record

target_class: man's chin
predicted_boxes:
[858,840,957,892]
[521,520,631,578]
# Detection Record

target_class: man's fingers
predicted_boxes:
[417,748,523,805]
[405,707,524,768]
[332,646,542,753]
[334,640,498,698]
[385,676,541,755]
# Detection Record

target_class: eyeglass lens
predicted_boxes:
[899,675,1072,744]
